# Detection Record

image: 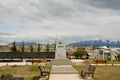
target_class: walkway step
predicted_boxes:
[49,74,94,80]
[48,59,73,65]
[49,74,84,80]
[50,65,78,74]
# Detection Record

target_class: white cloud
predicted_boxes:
[0,0,120,44]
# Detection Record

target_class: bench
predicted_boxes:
[39,66,50,79]
[94,58,107,64]
[81,65,96,78]
[31,59,47,64]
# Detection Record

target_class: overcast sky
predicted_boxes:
[0,0,120,45]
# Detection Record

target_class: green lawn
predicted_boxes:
[73,65,120,80]
[82,58,120,64]
[0,59,120,80]
[73,58,120,80]
[0,65,51,80]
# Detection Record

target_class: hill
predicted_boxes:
[68,40,120,47]
[8,39,120,47]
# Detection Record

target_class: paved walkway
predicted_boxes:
[50,65,78,74]
[50,74,84,80]
[49,65,93,80]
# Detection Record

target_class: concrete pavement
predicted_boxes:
[49,74,84,80]
[50,65,78,74]
[49,65,93,80]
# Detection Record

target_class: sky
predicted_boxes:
[0,0,120,45]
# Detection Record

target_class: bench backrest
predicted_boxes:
[88,65,96,73]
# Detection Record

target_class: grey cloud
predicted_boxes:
[0,32,15,36]
[19,0,74,21]
[0,0,120,45]
[42,26,52,29]
[0,32,17,45]
[72,0,120,10]
[94,0,120,10]
[0,0,74,25]
[83,0,120,10]
[33,0,74,20]
[45,2,73,17]
[0,38,10,45]
[61,34,104,44]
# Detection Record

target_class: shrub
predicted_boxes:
[117,54,120,61]
[74,50,88,59]
[1,73,13,80]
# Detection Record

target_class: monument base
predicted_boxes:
[48,59,73,65]
[55,48,66,59]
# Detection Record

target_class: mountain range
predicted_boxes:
[68,40,120,47]
[8,39,120,47]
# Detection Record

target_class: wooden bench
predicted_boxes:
[39,66,50,79]
[81,65,96,78]
[94,58,107,64]
[31,59,47,65]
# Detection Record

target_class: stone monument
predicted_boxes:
[49,38,72,65]
[55,39,66,59]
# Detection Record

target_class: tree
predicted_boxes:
[77,46,80,50]
[21,41,25,52]
[11,40,17,52]
[74,50,88,59]
[37,43,41,52]
[46,41,50,52]
[54,40,56,51]
[53,43,56,51]
[30,45,33,52]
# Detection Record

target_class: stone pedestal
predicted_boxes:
[49,59,72,65]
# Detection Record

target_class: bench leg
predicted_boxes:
[81,70,84,77]
[48,73,50,79]
[92,73,94,78]
[83,73,87,78]
[81,71,87,78]
[41,72,50,79]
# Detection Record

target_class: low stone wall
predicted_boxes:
[0,52,55,59]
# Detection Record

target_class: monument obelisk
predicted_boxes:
[48,38,72,65]
[55,39,66,59]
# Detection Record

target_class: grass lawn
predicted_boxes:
[0,60,120,80]
[73,65,120,80]
[0,65,51,80]
[82,58,120,64]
